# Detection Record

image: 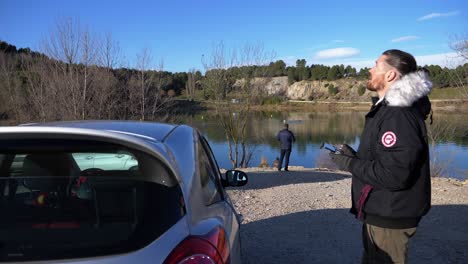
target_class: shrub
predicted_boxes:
[358,84,366,96]
[324,83,329,87]
[328,84,338,95]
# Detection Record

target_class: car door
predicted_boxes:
[198,134,242,263]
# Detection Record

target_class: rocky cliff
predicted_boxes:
[255,76,374,101]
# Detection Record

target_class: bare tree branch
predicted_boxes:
[202,41,275,168]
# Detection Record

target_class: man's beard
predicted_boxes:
[366,79,378,91]
[366,77,383,92]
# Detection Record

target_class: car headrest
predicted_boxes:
[23,153,75,176]
[22,153,75,191]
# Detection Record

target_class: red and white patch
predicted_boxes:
[381,131,397,147]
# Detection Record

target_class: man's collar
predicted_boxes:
[375,96,385,106]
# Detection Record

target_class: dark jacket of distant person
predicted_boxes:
[277,125,296,150]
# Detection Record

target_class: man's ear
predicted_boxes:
[386,70,399,82]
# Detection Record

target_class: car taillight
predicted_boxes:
[164,226,230,264]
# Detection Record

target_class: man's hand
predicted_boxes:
[329,152,353,171]
[338,144,356,157]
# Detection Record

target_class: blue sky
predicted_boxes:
[1,0,466,72]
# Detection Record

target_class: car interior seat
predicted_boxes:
[22,153,79,193]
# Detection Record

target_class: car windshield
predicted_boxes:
[0,139,185,262]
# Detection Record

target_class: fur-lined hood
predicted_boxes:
[385,70,433,107]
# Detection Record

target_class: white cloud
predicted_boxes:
[417,11,460,21]
[332,40,344,43]
[315,47,360,60]
[391,36,420,43]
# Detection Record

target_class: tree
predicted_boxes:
[129,47,152,120]
[295,59,309,81]
[287,67,296,84]
[310,64,329,82]
[41,17,83,120]
[358,67,370,79]
[450,33,468,60]
[80,27,97,119]
[202,41,274,168]
[327,65,340,81]
[269,60,286,76]
[339,64,345,77]
[0,52,24,121]
[149,60,174,120]
[186,68,197,100]
[21,55,53,121]
[94,32,121,119]
[0,41,18,53]
[449,33,468,98]
[345,65,356,76]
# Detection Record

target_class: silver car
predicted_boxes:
[0,121,248,263]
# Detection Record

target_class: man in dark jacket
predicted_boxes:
[330,49,432,263]
[276,123,296,171]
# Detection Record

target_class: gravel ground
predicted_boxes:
[226,167,468,264]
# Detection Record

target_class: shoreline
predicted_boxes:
[200,98,468,113]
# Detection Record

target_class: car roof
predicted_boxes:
[2,120,199,186]
[21,120,179,142]
[0,121,184,169]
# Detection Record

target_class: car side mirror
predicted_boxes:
[225,170,248,187]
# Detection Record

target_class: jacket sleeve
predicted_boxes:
[349,111,425,191]
[291,132,296,142]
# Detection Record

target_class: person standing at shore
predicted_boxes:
[276,123,295,171]
[329,49,432,263]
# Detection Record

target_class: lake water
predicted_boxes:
[182,111,468,180]
[1,110,466,180]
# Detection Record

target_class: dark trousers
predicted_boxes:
[362,223,417,264]
[278,149,291,170]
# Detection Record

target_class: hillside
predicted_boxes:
[248,76,467,105]
[250,76,375,101]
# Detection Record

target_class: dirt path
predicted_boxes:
[226,169,468,263]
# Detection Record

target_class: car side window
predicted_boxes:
[198,135,223,205]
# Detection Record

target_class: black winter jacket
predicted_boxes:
[349,71,432,229]
[277,129,296,150]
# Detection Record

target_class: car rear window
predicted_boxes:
[0,139,185,262]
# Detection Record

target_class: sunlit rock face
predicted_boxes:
[236,76,372,100]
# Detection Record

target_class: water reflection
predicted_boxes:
[183,111,468,180]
